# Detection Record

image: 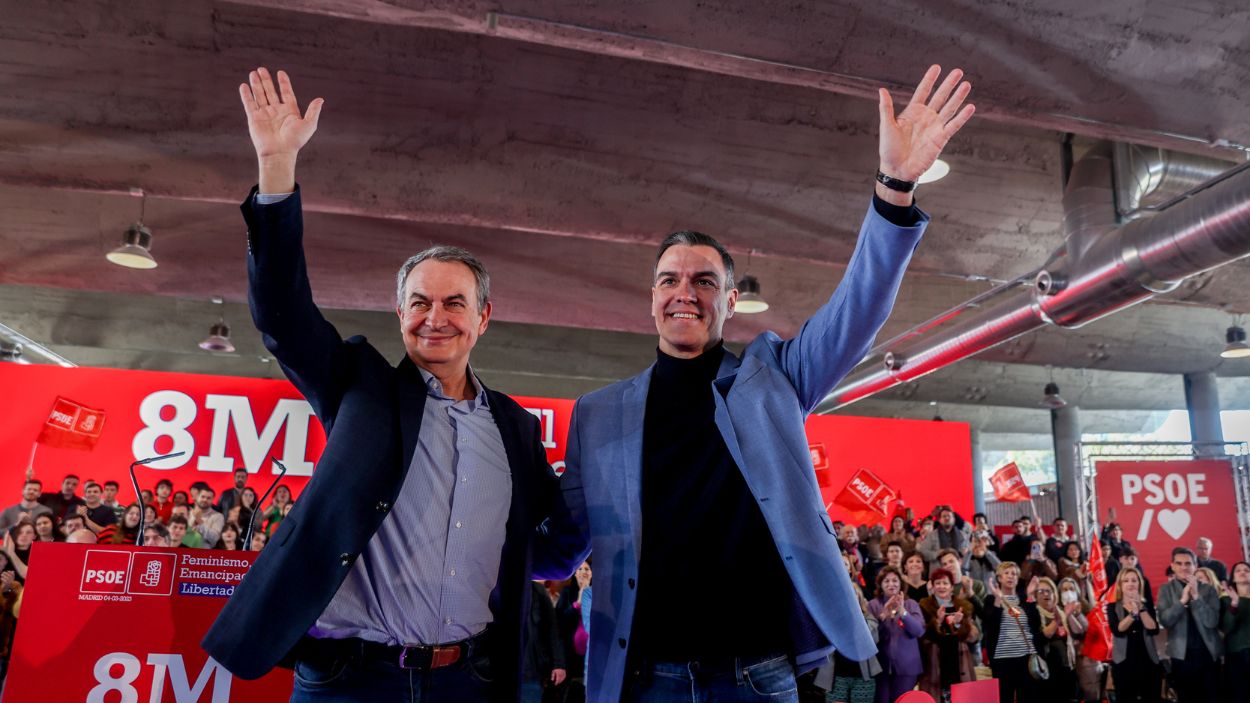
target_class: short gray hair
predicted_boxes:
[395,246,491,311]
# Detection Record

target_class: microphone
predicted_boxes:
[131,451,186,546]
[244,457,288,549]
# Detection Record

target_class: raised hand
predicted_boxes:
[239,68,324,193]
[877,65,974,186]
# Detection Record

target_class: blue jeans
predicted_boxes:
[289,646,493,703]
[624,654,799,702]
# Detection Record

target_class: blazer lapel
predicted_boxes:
[395,356,428,472]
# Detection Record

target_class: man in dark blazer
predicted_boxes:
[202,67,582,702]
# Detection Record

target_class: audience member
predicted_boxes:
[143,523,171,548]
[3,524,35,583]
[816,553,881,703]
[151,479,176,523]
[262,484,292,538]
[32,513,59,543]
[1222,561,1250,702]
[248,531,267,552]
[33,473,84,524]
[188,486,224,547]
[168,515,201,548]
[972,512,999,553]
[1157,547,1221,703]
[902,552,929,603]
[0,480,52,533]
[66,528,97,544]
[1195,537,1227,584]
[984,560,1043,703]
[1019,540,1059,598]
[60,514,85,538]
[215,523,242,551]
[1102,522,1130,561]
[882,515,916,554]
[101,480,124,521]
[917,507,968,570]
[215,467,249,517]
[1108,567,1161,703]
[1035,576,1085,703]
[883,541,906,572]
[918,567,978,699]
[1044,518,1072,563]
[867,566,923,703]
[77,481,118,533]
[966,531,1001,586]
[1057,540,1091,598]
[172,490,189,509]
[96,504,142,545]
[1000,519,1039,565]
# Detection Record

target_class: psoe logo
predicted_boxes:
[128,553,177,596]
[81,550,132,594]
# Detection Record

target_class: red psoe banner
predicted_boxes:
[1094,459,1241,590]
[37,396,107,451]
[989,462,1032,503]
[3,543,292,701]
[833,468,898,525]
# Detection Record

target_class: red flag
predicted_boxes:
[832,468,897,525]
[36,397,107,451]
[989,462,1032,502]
[1080,531,1114,661]
[810,444,837,487]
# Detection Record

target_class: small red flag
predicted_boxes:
[36,397,106,451]
[1080,531,1114,661]
[989,462,1032,503]
[832,468,897,525]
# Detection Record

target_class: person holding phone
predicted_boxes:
[918,567,978,698]
[1020,539,1059,598]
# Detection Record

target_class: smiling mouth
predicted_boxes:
[668,312,701,320]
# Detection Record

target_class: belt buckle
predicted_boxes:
[397,644,431,670]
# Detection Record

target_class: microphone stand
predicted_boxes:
[130,451,187,546]
[244,457,288,549]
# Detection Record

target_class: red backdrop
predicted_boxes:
[1094,459,1242,589]
[0,364,973,521]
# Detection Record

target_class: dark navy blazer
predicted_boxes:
[201,188,584,699]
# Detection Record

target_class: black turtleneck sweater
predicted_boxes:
[632,344,794,660]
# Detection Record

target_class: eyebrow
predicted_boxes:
[407,292,469,303]
[656,270,722,281]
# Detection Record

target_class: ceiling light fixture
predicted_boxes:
[735,249,769,314]
[106,189,158,269]
[198,297,236,353]
[0,341,23,363]
[1041,381,1067,409]
[1221,323,1250,359]
[918,158,950,184]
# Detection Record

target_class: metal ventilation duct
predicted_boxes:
[0,322,76,367]
[1114,143,1240,219]
[818,148,1250,412]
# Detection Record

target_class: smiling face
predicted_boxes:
[880,572,901,597]
[397,259,490,376]
[932,576,953,600]
[886,544,904,567]
[904,554,925,577]
[651,244,737,358]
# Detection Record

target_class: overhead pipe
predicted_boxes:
[817,148,1250,412]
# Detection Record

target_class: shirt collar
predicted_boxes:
[417,366,490,410]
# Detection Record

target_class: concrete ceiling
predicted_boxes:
[2,0,1249,451]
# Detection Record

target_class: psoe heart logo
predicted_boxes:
[1121,472,1208,541]
[81,550,132,594]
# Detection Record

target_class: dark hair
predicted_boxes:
[144,522,170,541]
[83,481,100,491]
[396,245,491,311]
[24,479,41,488]
[972,512,987,521]
[198,486,216,498]
[930,567,955,585]
[1119,546,1138,558]
[936,548,961,563]
[875,565,905,598]
[189,481,210,493]
[156,479,173,490]
[64,474,79,481]
[1053,517,1067,525]
[104,480,119,489]
[1171,546,1196,561]
[173,490,188,501]
[168,515,188,527]
[1063,540,1083,559]
[653,231,735,290]
[1019,515,1032,522]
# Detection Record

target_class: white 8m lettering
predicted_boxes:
[132,391,315,475]
[88,652,232,703]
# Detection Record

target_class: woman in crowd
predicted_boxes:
[263,484,292,538]
[32,514,59,543]
[97,504,142,545]
[1035,576,1086,702]
[1107,567,1160,703]
[918,567,978,699]
[1057,541,1091,597]
[3,523,35,583]
[882,515,916,554]
[1222,561,1250,702]
[883,542,906,572]
[1058,577,1101,703]
[1195,565,1220,590]
[902,552,930,603]
[215,523,242,551]
[984,561,1043,703]
[249,531,267,551]
[172,490,189,509]
[237,486,263,532]
[867,565,924,703]
[142,504,159,528]
[817,553,880,703]
[966,531,1001,586]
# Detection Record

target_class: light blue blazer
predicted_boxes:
[550,201,928,703]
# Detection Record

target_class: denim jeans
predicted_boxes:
[289,645,494,703]
[624,653,799,702]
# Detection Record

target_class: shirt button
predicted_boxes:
[445,618,452,625]
[449,569,456,576]
[461,477,468,483]
[455,521,462,529]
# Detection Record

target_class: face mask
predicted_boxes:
[1061,590,1078,605]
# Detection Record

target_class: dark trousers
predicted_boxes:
[1168,646,1218,703]
[990,656,1039,703]
[289,642,493,703]
[624,653,798,702]
[1227,648,1250,703]
[1109,659,1161,703]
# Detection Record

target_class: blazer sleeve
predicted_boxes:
[531,398,592,581]
[242,186,348,421]
[772,200,927,412]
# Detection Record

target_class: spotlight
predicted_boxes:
[198,297,235,353]
[106,223,157,269]
[1041,382,1067,409]
[735,274,769,314]
[1221,325,1250,359]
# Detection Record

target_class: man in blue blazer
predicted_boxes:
[202,68,582,702]
[551,66,976,702]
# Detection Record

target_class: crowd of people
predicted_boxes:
[817,506,1249,703]
[0,467,296,681]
